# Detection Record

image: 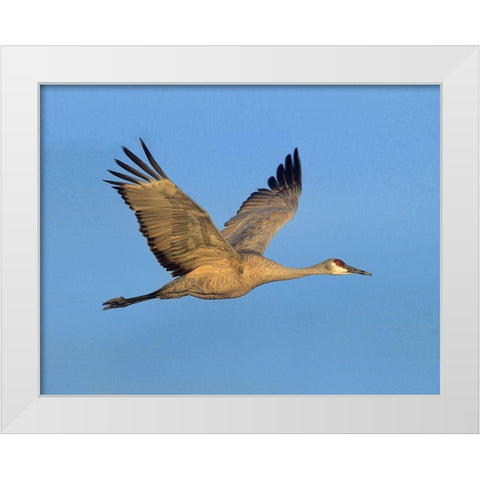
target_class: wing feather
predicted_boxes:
[106,139,240,277]
[221,148,302,254]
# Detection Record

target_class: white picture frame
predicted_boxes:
[1,46,478,433]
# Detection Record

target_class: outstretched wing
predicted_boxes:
[221,149,302,254]
[105,139,241,277]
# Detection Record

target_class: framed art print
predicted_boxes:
[1,46,478,432]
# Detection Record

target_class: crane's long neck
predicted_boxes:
[247,256,330,285]
[267,263,329,281]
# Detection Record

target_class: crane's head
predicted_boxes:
[323,258,372,276]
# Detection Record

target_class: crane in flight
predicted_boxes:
[103,139,371,310]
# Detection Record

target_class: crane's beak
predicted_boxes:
[345,264,372,276]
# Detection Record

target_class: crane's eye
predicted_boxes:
[333,259,345,267]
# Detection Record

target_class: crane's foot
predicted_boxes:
[102,296,130,310]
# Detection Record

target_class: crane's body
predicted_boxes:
[103,140,371,310]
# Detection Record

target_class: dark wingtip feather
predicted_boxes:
[276,164,287,187]
[268,175,279,190]
[121,145,161,180]
[293,148,302,185]
[284,155,293,185]
[103,179,124,186]
[115,159,151,182]
[139,138,168,178]
[108,169,142,185]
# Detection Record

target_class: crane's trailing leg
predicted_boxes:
[102,279,193,309]
[102,290,162,310]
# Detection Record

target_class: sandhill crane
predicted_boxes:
[102,139,371,310]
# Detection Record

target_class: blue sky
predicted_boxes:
[40,85,439,394]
